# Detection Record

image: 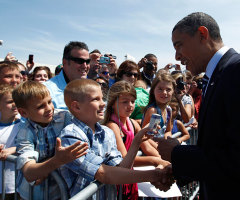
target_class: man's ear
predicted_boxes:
[71,101,81,113]
[198,26,209,41]
[17,108,28,118]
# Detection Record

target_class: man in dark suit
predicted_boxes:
[153,12,240,199]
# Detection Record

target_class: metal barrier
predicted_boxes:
[1,155,69,200]
[1,128,199,200]
[69,127,200,200]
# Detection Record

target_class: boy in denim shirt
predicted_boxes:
[12,81,88,200]
[59,79,174,198]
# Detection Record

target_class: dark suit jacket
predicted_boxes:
[171,48,240,199]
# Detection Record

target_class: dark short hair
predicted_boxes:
[144,53,157,60]
[173,12,222,42]
[90,49,101,54]
[63,41,89,59]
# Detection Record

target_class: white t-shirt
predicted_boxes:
[0,120,20,194]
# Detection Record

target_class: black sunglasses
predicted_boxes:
[97,82,108,87]
[101,71,109,75]
[68,56,91,65]
[125,72,138,78]
[20,71,29,75]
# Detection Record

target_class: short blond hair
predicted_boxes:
[0,61,19,74]
[0,84,14,101]
[12,81,50,108]
[64,79,100,110]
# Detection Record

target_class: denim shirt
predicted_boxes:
[44,70,68,110]
[16,109,72,200]
[59,117,123,198]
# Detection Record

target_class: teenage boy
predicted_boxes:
[0,84,20,200]
[12,81,88,200]
[0,61,21,87]
[59,79,174,198]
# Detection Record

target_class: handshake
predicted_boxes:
[152,137,180,191]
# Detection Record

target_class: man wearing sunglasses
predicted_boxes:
[44,41,90,109]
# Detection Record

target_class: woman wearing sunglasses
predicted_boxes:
[116,60,140,85]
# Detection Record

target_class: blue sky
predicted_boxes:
[1,0,240,71]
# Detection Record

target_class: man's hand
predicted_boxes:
[4,52,17,62]
[54,137,88,166]
[153,137,180,162]
[107,56,117,75]
[26,60,34,71]
[151,164,175,192]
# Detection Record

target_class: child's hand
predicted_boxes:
[54,137,89,166]
[0,146,15,161]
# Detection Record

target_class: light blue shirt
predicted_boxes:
[205,46,229,93]
[44,70,68,109]
[59,118,123,198]
[16,109,72,200]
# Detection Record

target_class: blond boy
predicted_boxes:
[59,79,174,198]
[0,84,20,199]
[12,81,88,200]
[0,61,21,87]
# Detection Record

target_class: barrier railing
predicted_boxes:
[1,155,69,200]
[1,127,199,200]
[69,127,199,200]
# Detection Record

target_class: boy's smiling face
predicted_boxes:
[0,92,18,122]
[19,94,54,127]
[76,86,105,129]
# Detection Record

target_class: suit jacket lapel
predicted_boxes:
[198,48,237,144]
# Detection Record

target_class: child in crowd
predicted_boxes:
[0,61,21,87]
[0,84,21,200]
[169,98,190,144]
[12,81,88,200]
[141,72,175,151]
[59,79,174,198]
[102,81,170,199]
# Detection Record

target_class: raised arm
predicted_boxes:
[22,138,88,182]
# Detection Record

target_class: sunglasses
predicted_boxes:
[97,82,108,87]
[101,71,109,75]
[68,56,91,65]
[125,72,138,78]
[20,71,29,75]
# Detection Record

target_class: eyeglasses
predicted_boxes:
[125,72,138,78]
[101,71,109,75]
[68,56,91,65]
[110,73,116,77]
[20,71,29,75]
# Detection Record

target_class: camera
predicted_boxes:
[99,57,110,64]
[196,79,203,89]
[146,61,154,71]
[176,77,185,91]
[29,54,34,64]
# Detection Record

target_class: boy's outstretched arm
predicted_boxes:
[22,138,88,182]
[95,163,174,191]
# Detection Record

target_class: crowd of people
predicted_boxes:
[0,11,239,200]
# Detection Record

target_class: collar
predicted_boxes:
[205,46,229,79]
[62,69,70,84]
[72,117,104,135]
[0,119,20,126]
